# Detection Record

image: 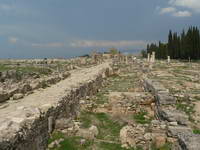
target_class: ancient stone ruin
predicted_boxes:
[0,55,200,150]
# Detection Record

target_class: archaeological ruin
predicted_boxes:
[0,55,200,150]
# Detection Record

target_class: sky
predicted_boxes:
[0,0,200,59]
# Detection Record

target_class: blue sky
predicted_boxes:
[0,0,200,58]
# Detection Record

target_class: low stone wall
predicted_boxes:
[0,63,111,150]
[143,78,200,150]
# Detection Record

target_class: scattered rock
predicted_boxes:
[55,118,72,130]
[167,126,192,138]
[80,139,86,145]
[120,125,136,148]
[13,93,24,100]
[153,136,166,148]
[76,128,95,140]
[158,107,189,125]
[89,125,99,137]
[144,133,152,140]
[169,121,178,126]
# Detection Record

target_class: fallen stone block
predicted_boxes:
[13,93,24,100]
[157,107,189,125]
[152,82,167,94]
[167,126,192,138]
[143,79,167,94]
[178,132,200,150]
[155,92,176,105]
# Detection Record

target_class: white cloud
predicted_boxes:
[0,3,38,17]
[169,0,200,12]
[158,0,200,17]
[8,36,66,48]
[8,37,18,44]
[159,7,176,14]
[70,40,148,49]
[31,42,65,48]
[0,4,14,11]
[8,38,148,49]
[173,10,192,17]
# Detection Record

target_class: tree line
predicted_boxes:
[143,26,200,60]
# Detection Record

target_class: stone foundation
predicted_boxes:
[143,78,200,150]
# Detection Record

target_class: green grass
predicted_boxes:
[133,111,151,124]
[151,142,172,150]
[98,142,143,150]
[48,132,93,150]
[49,112,124,149]
[194,96,200,101]
[0,64,52,75]
[48,132,65,144]
[193,129,200,134]
[105,75,136,92]
[176,102,196,122]
[0,64,10,72]
[95,112,123,140]
[95,92,109,104]
[79,111,93,128]
[176,103,195,115]
[78,111,123,141]
[15,66,52,75]
[40,80,49,89]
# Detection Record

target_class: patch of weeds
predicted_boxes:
[15,70,23,80]
[194,96,200,101]
[95,112,122,140]
[151,142,172,150]
[153,64,169,70]
[78,112,122,142]
[48,132,93,150]
[133,111,151,124]
[176,80,184,86]
[107,75,136,92]
[79,111,93,128]
[15,66,52,75]
[188,115,195,123]
[176,101,196,123]
[169,88,181,95]
[48,131,65,144]
[0,65,52,76]
[193,129,200,134]
[176,103,195,115]
[40,80,49,89]
[98,142,141,150]
[95,92,108,104]
[0,64,10,72]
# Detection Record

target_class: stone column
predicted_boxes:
[152,52,155,63]
[125,56,128,64]
[150,54,153,63]
[147,53,150,62]
[167,56,170,63]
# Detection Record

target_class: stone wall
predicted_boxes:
[0,63,111,150]
[143,78,200,150]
